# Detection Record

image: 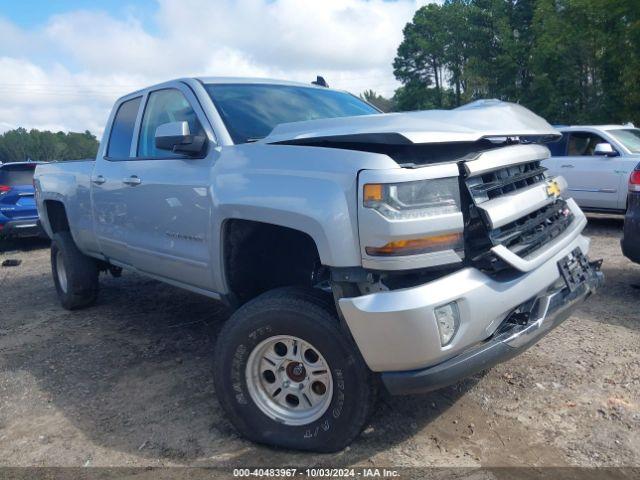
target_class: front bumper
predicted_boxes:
[381,265,603,394]
[0,218,44,239]
[339,231,593,373]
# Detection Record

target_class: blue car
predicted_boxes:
[0,162,43,239]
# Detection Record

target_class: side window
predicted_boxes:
[138,89,205,158]
[567,132,608,156]
[547,133,568,156]
[107,97,142,158]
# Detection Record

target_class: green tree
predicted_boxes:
[392,0,640,126]
[360,89,395,112]
[0,128,99,163]
[393,3,448,107]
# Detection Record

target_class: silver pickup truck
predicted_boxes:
[34,77,603,452]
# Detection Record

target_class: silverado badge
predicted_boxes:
[546,179,562,198]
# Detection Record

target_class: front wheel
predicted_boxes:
[213,287,375,452]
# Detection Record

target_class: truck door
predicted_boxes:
[91,95,143,267]
[560,131,622,210]
[124,86,215,290]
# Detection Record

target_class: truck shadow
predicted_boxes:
[1,269,477,466]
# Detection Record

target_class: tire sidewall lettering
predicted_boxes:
[228,318,354,442]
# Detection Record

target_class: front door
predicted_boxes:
[124,87,215,290]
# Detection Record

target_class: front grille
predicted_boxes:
[490,200,574,258]
[464,153,573,274]
[466,160,547,204]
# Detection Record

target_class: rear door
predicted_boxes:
[0,163,38,222]
[560,131,622,210]
[91,95,143,266]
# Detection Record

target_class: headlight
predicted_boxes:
[363,177,460,220]
[362,177,464,257]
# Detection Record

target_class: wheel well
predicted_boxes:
[44,201,70,233]
[223,219,323,305]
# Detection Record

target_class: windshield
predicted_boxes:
[205,83,379,144]
[607,128,640,153]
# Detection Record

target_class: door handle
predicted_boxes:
[122,176,142,186]
[92,175,106,185]
[560,164,575,168]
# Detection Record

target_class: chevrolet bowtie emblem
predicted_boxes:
[546,180,561,198]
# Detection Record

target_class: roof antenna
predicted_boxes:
[312,76,329,88]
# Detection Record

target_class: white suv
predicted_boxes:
[544,125,640,213]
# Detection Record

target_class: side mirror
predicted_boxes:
[593,142,618,157]
[155,121,206,156]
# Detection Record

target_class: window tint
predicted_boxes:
[205,84,378,144]
[138,89,205,158]
[547,133,568,156]
[107,97,141,158]
[0,163,36,186]
[567,131,610,156]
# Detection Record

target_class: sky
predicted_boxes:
[0,0,432,137]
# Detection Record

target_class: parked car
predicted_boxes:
[34,78,603,452]
[544,125,640,214]
[622,163,640,264]
[0,162,42,239]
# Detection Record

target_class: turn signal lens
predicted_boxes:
[363,183,384,203]
[365,232,463,257]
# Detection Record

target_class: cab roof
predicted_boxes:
[196,76,326,89]
[559,125,636,132]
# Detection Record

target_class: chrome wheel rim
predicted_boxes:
[245,335,333,426]
[56,251,68,293]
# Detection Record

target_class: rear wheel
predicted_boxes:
[213,287,375,452]
[51,231,99,310]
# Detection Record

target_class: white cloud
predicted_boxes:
[0,0,431,136]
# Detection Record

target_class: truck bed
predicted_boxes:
[35,159,98,253]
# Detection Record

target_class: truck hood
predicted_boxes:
[261,100,560,145]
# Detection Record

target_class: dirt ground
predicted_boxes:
[0,215,638,469]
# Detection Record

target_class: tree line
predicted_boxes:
[0,128,99,163]
[387,0,640,125]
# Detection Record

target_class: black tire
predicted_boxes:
[51,231,99,310]
[213,287,376,452]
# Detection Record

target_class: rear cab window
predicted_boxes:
[0,164,37,186]
[107,97,142,159]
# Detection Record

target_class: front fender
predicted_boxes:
[210,143,397,290]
